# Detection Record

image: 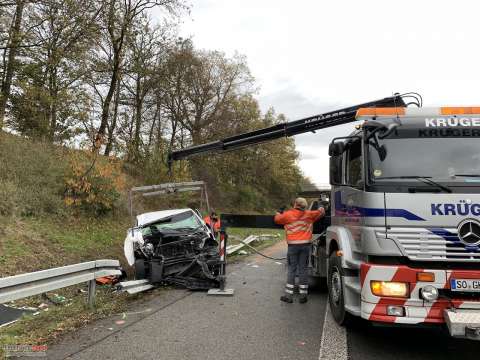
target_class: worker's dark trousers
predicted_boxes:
[285,243,310,296]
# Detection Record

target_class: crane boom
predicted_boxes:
[168,94,406,162]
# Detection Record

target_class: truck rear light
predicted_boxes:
[370,281,409,298]
[417,272,435,282]
[387,306,405,317]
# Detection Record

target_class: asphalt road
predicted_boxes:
[45,242,479,360]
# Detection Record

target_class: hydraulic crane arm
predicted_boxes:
[168,94,406,162]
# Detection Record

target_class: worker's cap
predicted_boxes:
[294,197,308,210]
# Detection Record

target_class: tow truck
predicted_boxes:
[168,93,480,340]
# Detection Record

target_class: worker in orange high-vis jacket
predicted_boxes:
[274,198,325,303]
[204,211,221,237]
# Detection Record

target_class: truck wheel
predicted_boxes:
[328,252,352,326]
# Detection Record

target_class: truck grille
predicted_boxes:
[377,228,480,262]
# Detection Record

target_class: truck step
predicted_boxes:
[344,278,361,294]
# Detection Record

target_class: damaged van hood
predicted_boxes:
[136,209,193,227]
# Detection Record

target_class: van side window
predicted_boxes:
[346,140,362,186]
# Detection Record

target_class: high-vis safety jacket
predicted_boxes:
[204,216,221,232]
[274,208,324,244]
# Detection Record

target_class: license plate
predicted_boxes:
[451,279,480,292]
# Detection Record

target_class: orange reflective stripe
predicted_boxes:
[285,220,309,229]
[440,107,480,115]
[356,107,406,117]
[286,224,312,234]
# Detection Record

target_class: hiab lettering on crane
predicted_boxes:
[431,201,480,216]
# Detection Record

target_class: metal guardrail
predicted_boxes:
[226,235,259,255]
[226,234,280,255]
[0,260,121,308]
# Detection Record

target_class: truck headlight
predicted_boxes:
[420,285,439,302]
[371,281,409,298]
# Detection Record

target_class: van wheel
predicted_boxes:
[328,252,353,326]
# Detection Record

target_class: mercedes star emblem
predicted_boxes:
[457,219,480,246]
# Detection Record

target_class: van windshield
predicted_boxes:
[142,211,203,235]
[369,137,480,185]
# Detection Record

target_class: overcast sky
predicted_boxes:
[166,0,480,184]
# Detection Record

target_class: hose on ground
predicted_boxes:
[238,240,286,261]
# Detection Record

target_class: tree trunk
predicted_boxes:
[132,74,143,161]
[48,66,58,141]
[104,78,121,156]
[95,49,121,150]
[94,0,126,151]
[0,0,25,130]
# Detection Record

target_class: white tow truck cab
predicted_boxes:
[327,106,480,339]
[168,95,480,340]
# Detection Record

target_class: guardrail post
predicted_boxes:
[87,279,96,308]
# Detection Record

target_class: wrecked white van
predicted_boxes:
[124,208,222,289]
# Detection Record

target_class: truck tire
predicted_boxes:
[328,252,353,326]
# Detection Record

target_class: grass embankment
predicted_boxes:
[0,216,131,276]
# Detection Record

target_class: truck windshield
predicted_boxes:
[369,137,480,185]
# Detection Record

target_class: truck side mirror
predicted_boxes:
[378,123,399,139]
[329,156,344,186]
[328,142,345,156]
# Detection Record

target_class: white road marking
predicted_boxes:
[318,304,348,360]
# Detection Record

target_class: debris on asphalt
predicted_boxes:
[115,320,126,325]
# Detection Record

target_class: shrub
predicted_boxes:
[64,151,127,215]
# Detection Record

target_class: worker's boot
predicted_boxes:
[299,284,308,304]
[281,283,294,303]
[298,295,308,304]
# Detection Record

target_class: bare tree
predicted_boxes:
[93,0,183,152]
[162,42,254,146]
[0,0,24,129]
